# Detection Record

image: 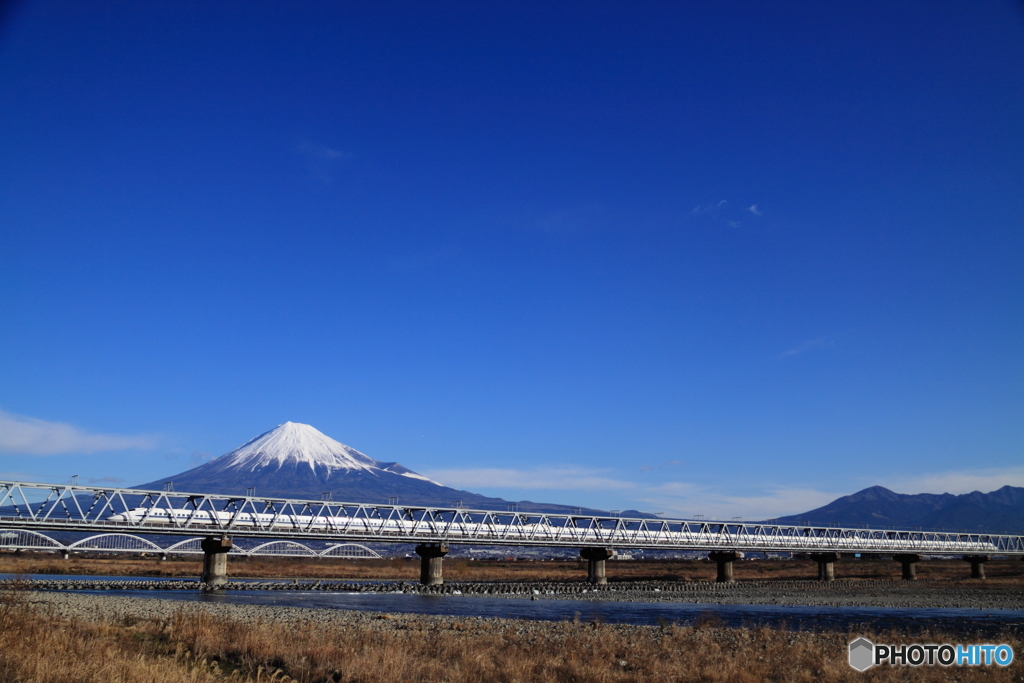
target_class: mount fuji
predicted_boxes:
[138,422,638,515]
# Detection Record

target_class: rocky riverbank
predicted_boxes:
[25,590,532,633]
[21,591,1012,683]
[7,576,1024,610]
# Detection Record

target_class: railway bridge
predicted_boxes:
[3,480,1022,587]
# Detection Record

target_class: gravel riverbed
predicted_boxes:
[25,591,670,644]
[7,577,1023,610]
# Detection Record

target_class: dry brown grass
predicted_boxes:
[1,586,1022,682]
[0,590,220,682]
[3,552,1023,585]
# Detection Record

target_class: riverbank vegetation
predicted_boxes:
[2,589,1020,682]
[2,552,1023,585]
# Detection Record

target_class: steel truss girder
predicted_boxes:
[1,480,1022,555]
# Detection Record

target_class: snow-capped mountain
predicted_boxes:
[137,422,640,515]
[211,421,439,485]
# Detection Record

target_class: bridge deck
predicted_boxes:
[3,481,1022,555]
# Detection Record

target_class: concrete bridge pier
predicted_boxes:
[893,553,920,581]
[60,549,69,560]
[708,550,744,582]
[415,543,449,585]
[809,552,840,581]
[200,536,232,588]
[964,555,989,579]
[580,547,615,584]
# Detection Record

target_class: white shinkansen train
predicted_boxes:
[105,508,1000,552]
[107,507,394,529]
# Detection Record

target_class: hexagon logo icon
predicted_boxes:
[848,637,875,671]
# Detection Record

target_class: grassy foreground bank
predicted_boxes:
[3,553,1023,584]
[3,590,1022,683]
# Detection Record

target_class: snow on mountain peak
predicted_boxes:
[221,422,380,474]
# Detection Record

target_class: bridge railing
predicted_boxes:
[2,480,1022,554]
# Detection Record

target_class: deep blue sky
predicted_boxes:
[2,1,1022,518]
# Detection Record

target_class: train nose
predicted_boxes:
[108,513,125,522]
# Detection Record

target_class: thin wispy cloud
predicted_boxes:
[422,466,637,492]
[0,410,157,456]
[638,468,1024,521]
[691,200,727,215]
[88,475,127,484]
[297,142,349,161]
[296,141,352,186]
[425,461,1024,523]
[688,199,761,229]
[778,336,835,359]
[639,459,687,473]
[884,467,1024,496]
[424,464,841,521]
[189,451,212,467]
[636,484,842,521]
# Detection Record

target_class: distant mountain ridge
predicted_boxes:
[138,422,652,517]
[776,485,1024,533]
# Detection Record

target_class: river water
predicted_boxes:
[12,575,1024,635]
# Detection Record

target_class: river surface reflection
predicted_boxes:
[15,574,1019,635]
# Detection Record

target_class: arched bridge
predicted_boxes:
[0,528,380,558]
